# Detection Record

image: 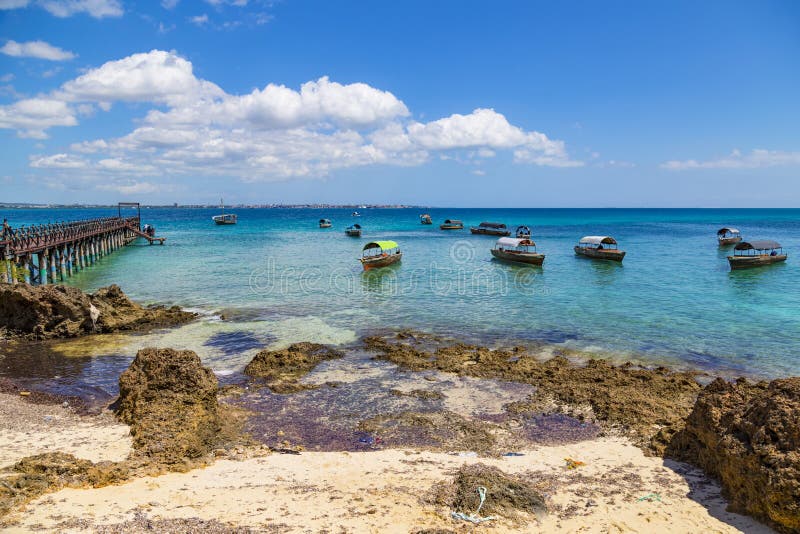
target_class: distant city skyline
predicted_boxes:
[1,0,798,206]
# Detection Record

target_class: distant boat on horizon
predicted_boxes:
[212,198,237,225]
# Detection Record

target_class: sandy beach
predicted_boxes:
[0,388,775,533]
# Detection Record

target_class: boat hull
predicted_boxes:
[213,217,237,225]
[470,228,511,236]
[574,246,626,262]
[440,225,463,230]
[345,230,362,237]
[491,248,545,265]
[361,252,402,270]
[727,254,787,270]
[718,237,742,246]
[319,224,332,228]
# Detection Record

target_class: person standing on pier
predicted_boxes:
[1,219,10,240]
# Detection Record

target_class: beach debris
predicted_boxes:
[636,493,661,503]
[428,464,547,523]
[503,452,525,457]
[667,376,800,533]
[357,434,382,446]
[564,457,585,469]
[19,391,30,396]
[456,452,478,458]
[244,342,343,393]
[451,486,498,524]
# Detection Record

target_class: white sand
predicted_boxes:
[0,393,131,467]
[3,436,773,533]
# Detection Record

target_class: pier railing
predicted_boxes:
[0,213,160,285]
[0,216,139,255]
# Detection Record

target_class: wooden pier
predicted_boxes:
[0,203,164,285]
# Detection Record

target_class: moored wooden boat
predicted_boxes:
[728,240,787,270]
[212,198,237,225]
[420,214,433,225]
[717,227,742,246]
[470,222,511,236]
[574,236,625,262]
[515,225,531,239]
[440,219,463,230]
[360,240,402,270]
[319,218,332,228]
[345,224,362,237]
[490,237,544,266]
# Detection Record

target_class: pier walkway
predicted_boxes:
[0,203,164,285]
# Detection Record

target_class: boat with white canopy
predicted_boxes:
[490,237,545,265]
[574,236,626,262]
[717,227,742,246]
[728,240,787,270]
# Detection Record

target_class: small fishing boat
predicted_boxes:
[490,237,545,266]
[728,240,787,270]
[319,218,332,228]
[515,225,531,239]
[352,211,361,217]
[574,236,626,262]
[717,227,742,246]
[212,198,237,225]
[470,222,511,236]
[360,240,402,270]
[440,219,464,230]
[420,214,433,225]
[345,224,362,237]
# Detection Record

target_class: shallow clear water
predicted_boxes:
[3,207,800,378]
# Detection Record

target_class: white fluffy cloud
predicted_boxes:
[30,153,88,168]
[39,0,122,18]
[145,76,409,130]
[0,98,77,138]
[1,39,76,61]
[7,49,580,184]
[58,50,223,105]
[662,149,800,170]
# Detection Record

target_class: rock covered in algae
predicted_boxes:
[244,342,343,393]
[0,283,195,340]
[0,452,128,518]
[364,333,701,452]
[116,348,223,468]
[90,284,196,333]
[668,377,800,533]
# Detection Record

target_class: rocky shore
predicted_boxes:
[0,285,797,532]
[0,283,196,340]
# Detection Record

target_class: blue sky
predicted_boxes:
[0,0,798,206]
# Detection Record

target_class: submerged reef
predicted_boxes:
[244,342,343,393]
[364,333,701,452]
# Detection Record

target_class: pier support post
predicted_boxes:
[22,255,31,284]
[49,249,57,284]
[59,246,67,281]
[37,252,46,284]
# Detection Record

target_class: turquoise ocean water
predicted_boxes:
[3,207,800,381]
